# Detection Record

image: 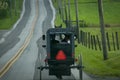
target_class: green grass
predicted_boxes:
[75,44,120,76]
[70,1,99,26]
[53,0,120,27]
[54,12,64,26]
[76,27,120,77]
[70,0,120,26]
[0,0,23,30]
[0,15,19,29]
[103,2,120,24]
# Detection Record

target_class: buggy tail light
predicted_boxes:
[56,50,66,60]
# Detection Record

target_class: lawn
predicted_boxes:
[54,0,120,27]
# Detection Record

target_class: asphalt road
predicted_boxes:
[0,0,31,57]
[0,0,70,80]
[0,0,109,80]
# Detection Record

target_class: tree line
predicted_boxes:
[0,0,22,19]
[0,0,9,18]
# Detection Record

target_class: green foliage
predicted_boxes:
[0,1,8,18]
[0,9,7,18]
[0,0,23,29]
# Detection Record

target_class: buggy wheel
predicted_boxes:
[78,54,83,80]
[39,67,42,80]
[56,75,62,80]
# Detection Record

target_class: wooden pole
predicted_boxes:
[112,32,116,51]
[64,0,68,27]
[98,0,108,60]
[106,32,111,51]
[68,0,71,27]
[60,0,64,22]
[74,0,80,43]
[58,0,61,16]
[115,32,119,50]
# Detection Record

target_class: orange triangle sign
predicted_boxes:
[56,50,66,60]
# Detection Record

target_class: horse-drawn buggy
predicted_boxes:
[38,28,83,80]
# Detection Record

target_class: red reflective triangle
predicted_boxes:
[56,50,66,60]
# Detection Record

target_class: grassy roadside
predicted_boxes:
[0,0,23,30]
[76,27,120,77]
[0,15,18,29]
[75,42,120,77]
[52,0,120,77]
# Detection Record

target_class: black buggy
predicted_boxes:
[38,28,83,80]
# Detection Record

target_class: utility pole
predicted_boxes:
[64,0,68,27]
[98,0,108,60]
[68,0,71,27]
[58,0,61,15]
[61,1,64,22]
[74,0,80,43]
[58,0,64,22]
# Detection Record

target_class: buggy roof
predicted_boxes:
[47,28,74,34]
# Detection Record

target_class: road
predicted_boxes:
[0,0,94,80]
[0,0,31,57]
